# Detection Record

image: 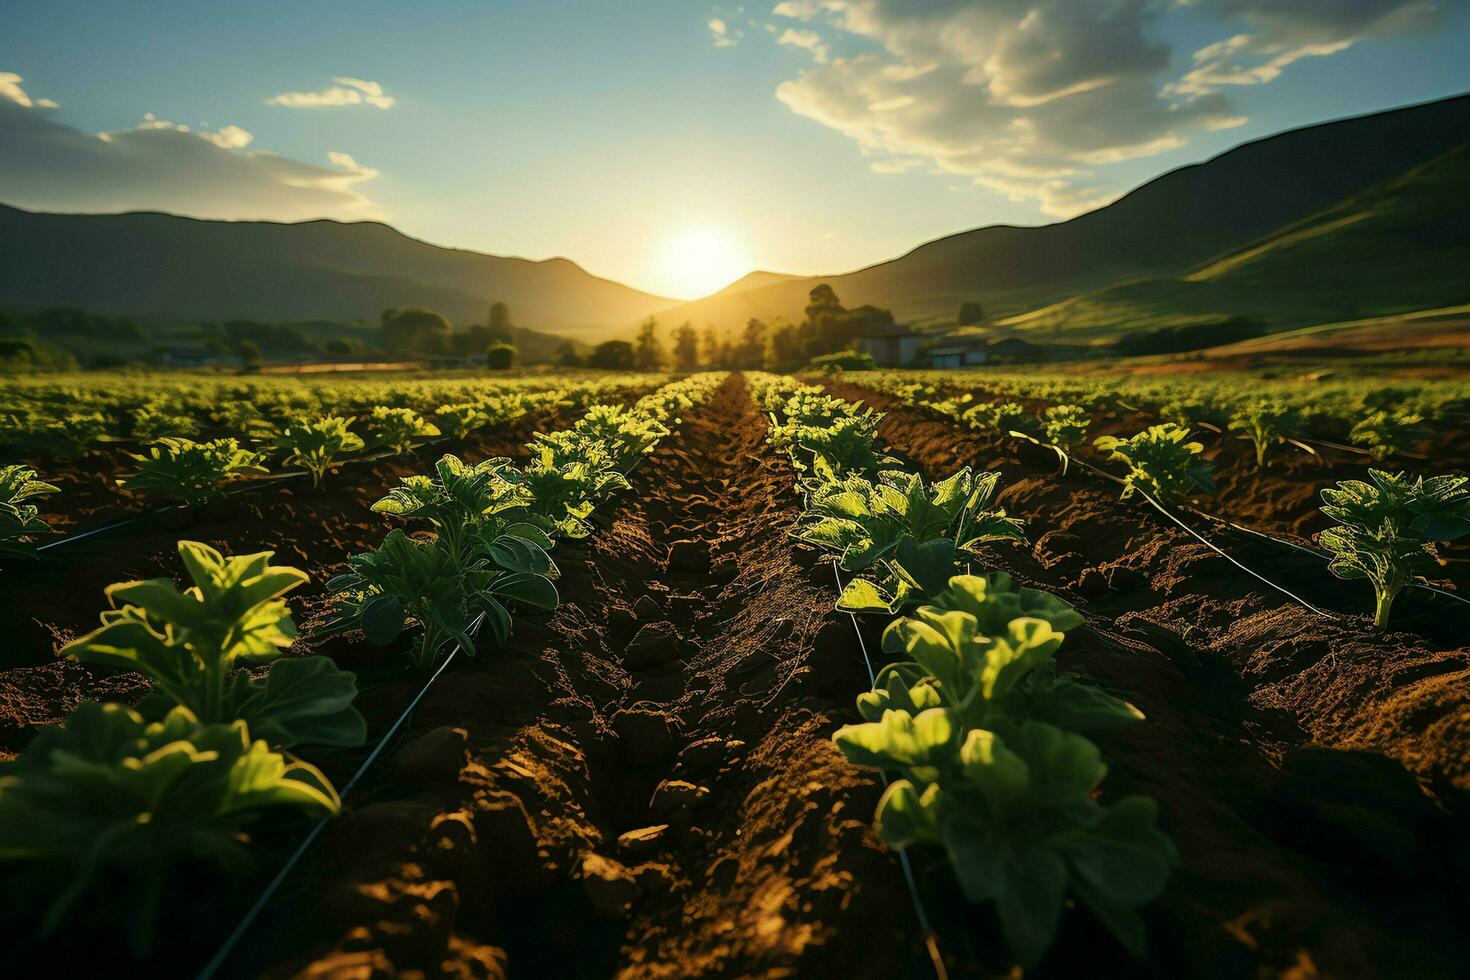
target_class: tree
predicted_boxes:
[767,321,803,371]
[485,341,517,370]
[590,339,635,370]
[737,318,768,369]
[236,339,263,370]
[958,301,986,326]
[672,322,700,372]
[555,341,584,367]
[487,302,513,341]
[633,317,664,371]
[381,308,453,356]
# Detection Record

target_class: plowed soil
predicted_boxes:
[4,373,1468,979]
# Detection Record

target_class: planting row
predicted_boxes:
[748,373,1176,969]
[0,374,659,548]
[842,374,1470,631]
[0,373,725,960]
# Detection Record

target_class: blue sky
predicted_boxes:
[3,0,1468,299]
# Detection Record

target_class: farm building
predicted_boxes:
[854,322,922,366]
[925,333,990,368]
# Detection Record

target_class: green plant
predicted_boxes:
[118,437,268,507]
[131,403,198,442]
[962,401,1032,437]
[1349,410,1430,462]
[1319,470,1470,629]
[793,414,895,485]
[1041,404,1091,451]
[0,464,58,559]
[61,541,365,748]
[273,414,365,488]
[323,528,558,668]
[1228,399,1301,467]
[39,413,112,459]
[0,701,338,951]
[435,402,493,439]
[1095,424,1216,503]
[808,349,876,372]
[794,469,1025,614]
[370,406,441,454]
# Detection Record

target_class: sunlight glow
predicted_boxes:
[660,227,747,300]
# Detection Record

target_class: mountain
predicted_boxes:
[1001,143,1470,341]
[0,207,677,341]
[650,93,1470,335]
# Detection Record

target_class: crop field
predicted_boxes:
[1,365,1468,979]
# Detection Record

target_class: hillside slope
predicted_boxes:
[1001,143,1470,341]
[651,93,1470,332]
[0,206,677,339]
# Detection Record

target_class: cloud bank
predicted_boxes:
[266,76,396,109]
[752,0,1440,217]
[0,72,382,221]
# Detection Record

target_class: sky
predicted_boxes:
[2,0,1468,300]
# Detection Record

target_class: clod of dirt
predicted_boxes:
[612,706,679,766]
[667,538,711,573]
[1035,529,1086,573]
[580,852,641,920]
[710,554,739,581]
[618,824,670,854]
[675,736,727,773]
[633,862,675,895]
[624,621,685,671]
[649,779,711,815]
[391,725,469,783]
[633,594,664,621]
[1077,566,1110,596]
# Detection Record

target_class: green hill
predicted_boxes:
[1001,143,1470,343]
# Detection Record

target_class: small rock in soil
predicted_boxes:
[1077,567,1109,596]
[612,707,677,766]
[649,779,711,815]
[710,554,739,581]
[633,862,675,894]
[624,621,684,670]
[391,725,468,783]
[667,538,711,573]
[618,824,670,854]
[629,661,687,703]
[633,594,663,621]
[580,852,640,919]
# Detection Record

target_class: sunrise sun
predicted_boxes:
[661,226,746,300]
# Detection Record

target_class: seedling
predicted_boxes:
[1095,424,1216,503]
[1228,398,1302,467]
[0,464,58,559]
[272,414,365,487]
[119,437,268,507]
[369,406,440,454]
[1349,410,1430,461]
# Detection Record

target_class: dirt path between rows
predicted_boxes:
[824,377,1470,978]
[239,373,925,979]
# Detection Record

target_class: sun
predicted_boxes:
[661,227,746,300]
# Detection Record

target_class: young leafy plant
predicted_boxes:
[0,701,338,952]
[1228,398,1301,467]
[273,414,366,488]
[118,437,268,507]
[1349,410,1430,462]
[1040,404,1091,451]
[435,402,493,440]
[370,406,441,454]
[1318,470,1470,629]
[794,468,1025,614]
[322,527,557,668]
[0,464,58,560]
[38,413,112,460]
[1095,424,1216,503]
[61,540,366,748]
[962,401,1032,437]
[131,403,199,442]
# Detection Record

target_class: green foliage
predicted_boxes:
[0,464,58,559]
[1040,404,1091,450]
[834,574,1170,967]
[1319,470,1470,629]
[962,401,1032,437]
[793,414,894,486]
[131,403,198,442]
[795,470,1025,614]
[61,541,364,748]
[1349,410,1430,461]
[0,702,338,951]
[808,349,876,373]
[1094,424,1216,502]
[485,341,518,370]
[435,402,493,439]
[1227,398,1302,467]
[270,414,365,488]
[38,412,111,459]
[369,406,440,454]
[119,437,268,507]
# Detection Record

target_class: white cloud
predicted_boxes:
[0,71,58,109]
[709,18,742,47]
[0,92,381,221]
[777,27,829,62]
[756,0,1436,219]
[266,76,396,109]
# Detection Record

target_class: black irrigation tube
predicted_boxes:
[192,426,664,979]
[830,563,949,980]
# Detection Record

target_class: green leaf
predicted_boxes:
[227,657,367,749]
[361,593,406,646]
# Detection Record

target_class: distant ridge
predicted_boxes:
[0,206,678,341]
[650,92,1470,336]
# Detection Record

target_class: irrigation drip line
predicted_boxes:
[196,614,482,980]
[831,563,949,980]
